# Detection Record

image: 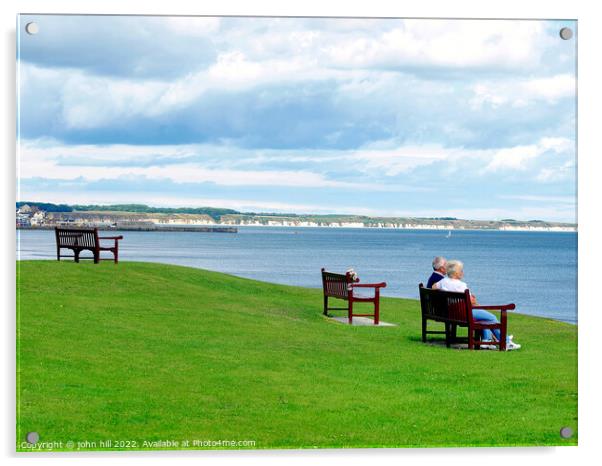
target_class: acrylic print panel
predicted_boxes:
[16,15,577,451]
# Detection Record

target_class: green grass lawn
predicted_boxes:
[16,260,577,451]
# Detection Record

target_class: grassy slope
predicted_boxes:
[16,261,577,450]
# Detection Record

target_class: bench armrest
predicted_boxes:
[472,304,515,311]
[98,236,124,240]
[351,282,387,289]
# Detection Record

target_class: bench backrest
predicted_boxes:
[419,283,472,325]
[55,228,99,249]
[321,268,353,299]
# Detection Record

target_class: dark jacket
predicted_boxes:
[426,271,445,289]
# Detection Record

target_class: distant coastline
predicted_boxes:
[15,202,577,233]
[211,219,576,232]
[16,225,238,233]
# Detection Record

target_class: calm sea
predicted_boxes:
[17,227,578,324]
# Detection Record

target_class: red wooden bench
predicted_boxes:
[55,227,123,264]
[418,283,515,350]
[321,268,386,325]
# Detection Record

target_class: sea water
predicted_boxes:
[17,227,577,324]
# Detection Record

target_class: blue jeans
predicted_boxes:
[472,309,508,342]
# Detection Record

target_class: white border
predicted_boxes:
[3,1,601,465]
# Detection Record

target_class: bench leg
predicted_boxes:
[422,318,427,342]
[323,296,328,316]
[500,312,508,351]
[348,301,353,325]
[93,251,99,264]
[445,323,451,348]
[56,247,60,261]
[114,247,119,264]
[74,250,80,263]
[468,327,474,350]
[374,298,380,325]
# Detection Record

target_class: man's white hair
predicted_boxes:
[432,256,447,270]
[446,260,464,278]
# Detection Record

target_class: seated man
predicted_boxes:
[433,260,521,350]
[427,256,447,288]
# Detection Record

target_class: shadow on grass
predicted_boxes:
[405,334,496,351]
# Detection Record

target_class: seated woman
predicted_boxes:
[433,260,520,350]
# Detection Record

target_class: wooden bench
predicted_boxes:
[55,227,123,264]
[418,283,515,350]
[321,268,386,325]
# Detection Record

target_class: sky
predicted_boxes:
[17,15,577,222]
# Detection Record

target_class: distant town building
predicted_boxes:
[17,204,33,214]
[16,214,30,227]
[30,211,46,226]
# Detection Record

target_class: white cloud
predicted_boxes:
[188,18,552,74]
[161,17,221,37]
[19,136,575,195]
[18,138,472,187]
[323,20,548,71]
[470,74,575,109]
[19,63,169,129]
[523,74,576,101]
[536,160,576,183]
[484,137,573,172]
[19,17,574,132]
[20,56,350,129]
[485,144,541,171]
[62,74,166,129]
[349,144,485,176]
[17,139,389,190]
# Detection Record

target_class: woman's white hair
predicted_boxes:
[446,260,464,278]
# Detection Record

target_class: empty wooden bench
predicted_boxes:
[321,268,386,325]
[418,283,515,351]
[55,227,123,264]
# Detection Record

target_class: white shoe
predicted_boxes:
[506,341,521,351]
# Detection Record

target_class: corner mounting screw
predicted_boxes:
[560,426,573,438]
